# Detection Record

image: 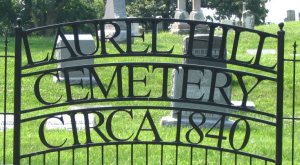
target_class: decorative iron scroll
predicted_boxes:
[13,18,284,165]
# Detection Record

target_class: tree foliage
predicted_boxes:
[126,0,176,18]
[57,0,104,23]
[0,0,269,34]
[0,0,105,33]
[207,0,268,24]
[127,0,268,25]
[0,0,16,34]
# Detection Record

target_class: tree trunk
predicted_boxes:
[44,0,68,35]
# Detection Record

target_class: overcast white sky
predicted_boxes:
[266,0,300,23]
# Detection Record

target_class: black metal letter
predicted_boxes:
[34,72,62,105]
[186,112,205,144]
[128,65,151,97]
[106,109,134,141]
[99,22,125,54]
[39,116,67,148]
[134,110,162,142]
[83,111,110,143]
[88,65,123,99]
[208,70,232,105]
[64,68,89,102]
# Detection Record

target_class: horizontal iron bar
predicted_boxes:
[22,62,277,81]
[0,112,14,115]
[0,55,14,58]
[21,97,276,119]
[21,53,278,74]
[284,59,300,62]
[21,105,276,126]
[283,117,300,120]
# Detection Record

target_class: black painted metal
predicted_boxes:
[283,41,299,165]
[3,18,287,164]
[14,18,23,165]
[276,23,285,165]
[0,33,15,164]
[291,42,297,165]
[1,35,8,165]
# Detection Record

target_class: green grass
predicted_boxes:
[1,21,300,164]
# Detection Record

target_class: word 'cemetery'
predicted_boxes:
[33,64,273,107]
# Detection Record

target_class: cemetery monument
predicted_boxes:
[54,34,96,84]
[189,0,205,21]
[103,0,128,42]
[285,10,296,22]
[242,2,255,29]
[170,0,206,34]
[161,34,235,127]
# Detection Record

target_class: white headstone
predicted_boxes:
[129,17,140,35]
[244,13,255,29]
[221,19,233,25]
[156,16,164,32]
[46,106,99,130]
[247,49,276,55]
[0,115,14,131]
[54,34,95,85]
[46,113,96,130]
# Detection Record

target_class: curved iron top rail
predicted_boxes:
[20,106,276,126]
[21,18,278,38]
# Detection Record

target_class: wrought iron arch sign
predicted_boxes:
[13,18,284,164]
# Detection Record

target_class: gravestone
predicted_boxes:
[103,0,127,42]
[156,16,164,32]
[170,0,189,34]
[244,12,255,29]
[161,34,234,127]
[46,106,97,130]
[0,114,14,131]
[189,0,207,33]
[54,34,95,85]
[221,19,234,25]
[129,17,140,35]
[242,10,255,29]
[286,10,296,22]
[247,49,276,55]
[189,0,205,21]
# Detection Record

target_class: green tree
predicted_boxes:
[126,0,176,18]
[57,0,104,23]
[126,0,176,30]
[29,0,68,27]
[14,0,104,28]
[0,0,16,34]
[246,0,268,24]
[207,0,268,24]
